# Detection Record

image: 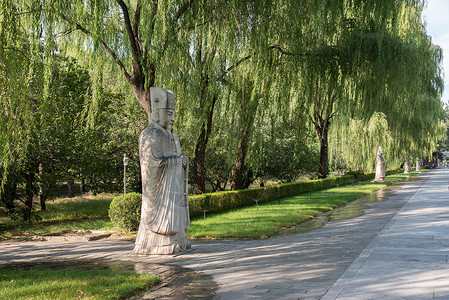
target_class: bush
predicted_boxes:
[108,193,142,231]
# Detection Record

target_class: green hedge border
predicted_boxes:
[188,170,393,218]
[188,170,399,218]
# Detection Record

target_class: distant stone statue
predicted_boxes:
[374,146,386,182]
[404,158,411,174]
[134,87,191,255]
[416,158,422,172]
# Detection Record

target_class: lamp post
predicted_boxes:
[123,153,128,198]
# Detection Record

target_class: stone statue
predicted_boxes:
[416,158,422,172]
[404,157,411,174]
[374,146,386,183]
[134,87,191,255]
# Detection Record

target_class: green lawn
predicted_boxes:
[188,171,426,239]
[0,194,115,239]
[188,182,390,239]
[0,267,161,299]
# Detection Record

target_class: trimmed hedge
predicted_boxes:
[109,193,142,231]
[188,175,355,218]
[347,169,398,182]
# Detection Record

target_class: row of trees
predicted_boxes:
[1,0,446,220]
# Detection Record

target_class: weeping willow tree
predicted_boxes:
[329,112,395,172]
[168,1,268,194]
[1,0,445,201]
[172,0,305,192]
[276,0,445,178]
[0,6,45,219]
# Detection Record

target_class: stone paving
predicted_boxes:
[0,170,442,299]
[322,169,449,299]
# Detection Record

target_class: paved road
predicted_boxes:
[0,170,444,299]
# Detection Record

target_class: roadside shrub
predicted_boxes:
[108,193,142,231]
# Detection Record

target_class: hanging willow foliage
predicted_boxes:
[0,0,444,192]
[272,0,446,176]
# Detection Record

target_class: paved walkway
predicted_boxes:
[322,169,449,299]
[0,169,446,299]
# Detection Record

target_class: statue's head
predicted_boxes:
[377,146,383,155]
[150,87,176,132]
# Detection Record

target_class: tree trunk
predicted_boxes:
[1,179,17,214]
[67,176,75,198]
[317,125,329,179]
[38,164,46,211]
[231,138,248,190]
[311,84,336,180]
[132,86,152,120]
[80,177,85,194]
[193,130,207,194]
[23,171,34,222]
[192,96,216,194]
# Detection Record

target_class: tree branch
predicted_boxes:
[158,0,194,60]
[175,0,195,21]
[116,0,141,61]
[55,28,76,38]
[3,47,52,67]
[226,55,251,72]
[60,14,131,83]
[269,44,295,56]
[227,43,298,73]
[133,0,141,38]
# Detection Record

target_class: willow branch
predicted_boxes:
[133,0,143,56]
[175,0,195,21]
[146,0,158,41]
[226,55,251,72]
[227,43,299,73]
[133,0,141,38]
[116,0,141,61]
[269,44,295,56]
[55,28,75,38]
[327,89,337,120]
[60,14,131,83]
[4,47,52,67]
[144,0,159,76]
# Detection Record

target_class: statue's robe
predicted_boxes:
[374,149,386,183]
[134,120,190,254]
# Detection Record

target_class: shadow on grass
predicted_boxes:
[0,260,217,300]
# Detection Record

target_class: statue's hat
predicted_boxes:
[150,86,175,112]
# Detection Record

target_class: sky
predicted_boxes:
[422,0,449,104]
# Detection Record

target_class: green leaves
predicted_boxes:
[108,192,142,231]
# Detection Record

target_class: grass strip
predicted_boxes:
[0,268,161,299]
[188,171,424,239]
[0,194,115,239]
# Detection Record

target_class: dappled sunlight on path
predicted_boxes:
[323,169,449,299]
